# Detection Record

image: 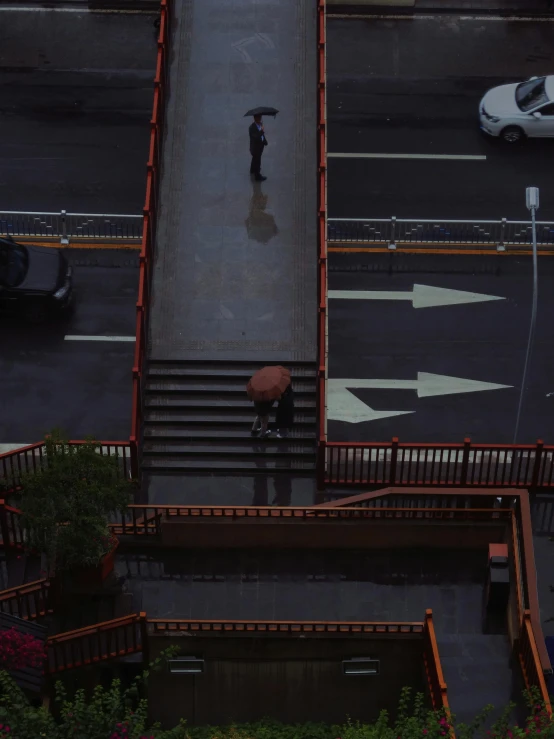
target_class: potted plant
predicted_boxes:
[16,431,132,587]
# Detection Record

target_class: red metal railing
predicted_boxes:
[0,500,25,548]
[0,579,51,620]
[149,618,424,634]
[423,609,450,713]
[519,610,552,714]
[46,612,146,673]
[316,0,327,487]
[0,441,130,493]
[108,503,512,536]
[130,0,171,479]
[325,438,554,488]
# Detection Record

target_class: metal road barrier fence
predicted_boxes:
[327,216,554,251]
[0,210,142,245]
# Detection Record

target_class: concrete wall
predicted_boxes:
[148,634,425,727]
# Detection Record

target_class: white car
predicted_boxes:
[479,75,554,142]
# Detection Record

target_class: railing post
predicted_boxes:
[531,439,544,490]
[316,438,326,490]
[60,210,69,245]
[389,437,399,485]
[389,216,397,250]
[140,611,149,665]
[0,500,10,548]
[460,437,471,486]
[497,217,507,252]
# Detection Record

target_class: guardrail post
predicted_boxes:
[531,439,544,489]
[388,216,397,250]
[460,437,471,486]
[497,217,507,252]
[60,210,69,245]
[317,439,326,490]
[389,437,399,484]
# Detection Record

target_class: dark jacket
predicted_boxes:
[249,122,268,155]
[275,385,294,429]
[254,399,274,416]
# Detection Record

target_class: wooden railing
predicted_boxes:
[0,441,131,492]
[316,0,328,486]
[519,611,552,714]
[46,613,146,673]
[149,618,424,635]
[130,0,171,479]
[0,579,51,620]
[109,503,512,536]
[324,438,554,489]
[423,610,450,712]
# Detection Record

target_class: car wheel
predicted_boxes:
[501,126,524,143]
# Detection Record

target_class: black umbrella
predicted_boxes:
[244,106,279,118]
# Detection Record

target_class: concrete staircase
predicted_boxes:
[142,360,318,475]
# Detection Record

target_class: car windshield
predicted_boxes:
[0,241,29,288]
[516,77,549,112]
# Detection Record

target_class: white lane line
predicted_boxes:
[328,153,487,161]
[64,335,135,342]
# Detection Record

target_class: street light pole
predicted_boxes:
[513,187,539,444]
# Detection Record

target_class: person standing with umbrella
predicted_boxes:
[245,106,278,182]
[247,365,290,438]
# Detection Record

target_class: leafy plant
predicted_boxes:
[16,431,132,572]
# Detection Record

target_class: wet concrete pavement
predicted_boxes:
[0,249,138,443]
[0,10,157,212]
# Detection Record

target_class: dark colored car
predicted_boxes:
[0,236,73,322]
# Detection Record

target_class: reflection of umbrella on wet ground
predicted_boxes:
[245,183,278,244]
[244,106,279,117]
[247,365,291,402]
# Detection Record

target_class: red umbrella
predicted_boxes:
[246,366,291,402]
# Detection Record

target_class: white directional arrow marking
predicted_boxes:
[328,284,505,309]
[328,373,512,424]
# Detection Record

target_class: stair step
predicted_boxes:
[147,366,317,380]
[144,427,317,440]
[142,443,316,456]
[141,458,317,472]
[144,411,317,425]
[148,359,316,373]
[145,382,316,396]
[144,397,316,410]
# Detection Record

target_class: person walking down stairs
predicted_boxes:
[247,365,291,439]
[275,383,294,438]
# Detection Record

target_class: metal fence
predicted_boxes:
[0,210,142,245]
[327,217,554,251]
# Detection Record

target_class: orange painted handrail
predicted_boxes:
[316,0,327,487]
[0,578,51,620]
[423,610,450,712]
[325,437,553,488]
[519,611,552,714]
[149,618,424,634]
[130,0,171,479]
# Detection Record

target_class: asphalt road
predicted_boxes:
[327,15,554,222]
[328,253,554,444]
[0,10,157,213]
[0,249,138,444]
